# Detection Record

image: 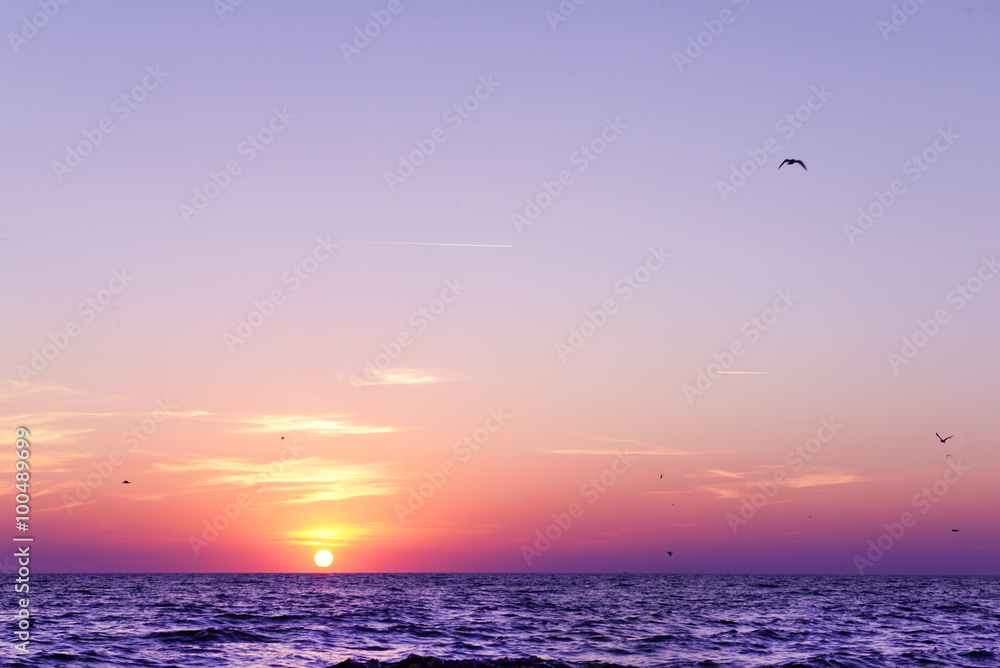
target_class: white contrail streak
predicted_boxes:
[337,241,512,248]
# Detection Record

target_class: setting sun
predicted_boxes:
[314,550,333,568]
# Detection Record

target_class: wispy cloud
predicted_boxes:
[343,368,458,388]
[587,435,642,444]
[539,447,701,456]
[715,371,774,375]
[150,455,400,501]
[234,415,396,436]
[785,471,865,488]
[538,435,714,457]
[700,468,750,479]
[691,467,868,500]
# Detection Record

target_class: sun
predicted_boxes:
[314,550,333,567]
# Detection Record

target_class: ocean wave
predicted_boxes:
[330,656,632,668]
[145,627,276,643]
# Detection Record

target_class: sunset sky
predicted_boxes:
[2,1,998,575]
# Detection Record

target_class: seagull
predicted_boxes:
[778,158,807,171]
[667,551,673,557]
[936,433,953,443]
[122,480,131,484]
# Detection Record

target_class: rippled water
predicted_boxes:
[9,574,999,667]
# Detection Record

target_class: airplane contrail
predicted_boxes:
[337,241,512,248]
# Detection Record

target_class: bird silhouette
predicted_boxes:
[281,436,285,440]
[952,529,960,532]
[667,551,673,557]
[122,480,131,484]
[779,158,807,171]
[659,474,663,479]
[936,433,953,443]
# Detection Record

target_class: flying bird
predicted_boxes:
[659,474,663,479]
[778,158,807,171]
[667,551,673,557]
[122,480,131,484]
[281,436,285,441]
[952,529,960,532]
[936,433,953,443]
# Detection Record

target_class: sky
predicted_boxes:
[2,0,998,575]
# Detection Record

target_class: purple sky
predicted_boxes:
[1,0,998,574]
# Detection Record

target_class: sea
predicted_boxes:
[10,573,999,667]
